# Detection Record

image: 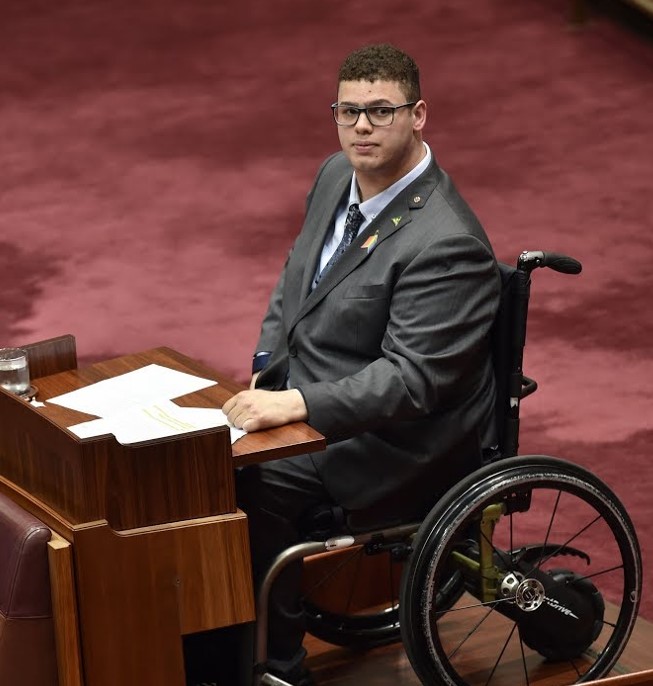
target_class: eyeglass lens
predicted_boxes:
[333,105,397,126]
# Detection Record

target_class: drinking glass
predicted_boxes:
[0,348,30,396]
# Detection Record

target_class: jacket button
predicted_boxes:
[288,346,297,357]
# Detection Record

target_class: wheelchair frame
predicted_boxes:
[255,251,642,686]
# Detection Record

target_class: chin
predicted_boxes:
[349,155,381,173]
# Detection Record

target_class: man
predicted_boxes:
[223,44,500,685]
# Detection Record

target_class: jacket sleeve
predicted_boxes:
[254,253,289,355]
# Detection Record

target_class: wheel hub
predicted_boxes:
[500,572,546,612]
[496,566,606,661]
[517,578,546,612]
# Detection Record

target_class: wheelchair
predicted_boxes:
[255,251,642,686]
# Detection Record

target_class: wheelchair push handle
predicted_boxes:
[518,250,582,275]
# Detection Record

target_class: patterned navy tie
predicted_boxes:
[314,203,365,286]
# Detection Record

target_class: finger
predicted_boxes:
[229,407,247,429]
[222,395,236,414]
[223,391,247,418]
[241,415,265,433]
[223,397,245,426]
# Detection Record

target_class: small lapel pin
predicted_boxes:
[361,232,378,253]
[391,216,402,226]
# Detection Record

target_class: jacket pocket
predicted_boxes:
[343,284,388,300]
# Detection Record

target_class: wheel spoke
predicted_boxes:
[435,595,514,618]
[526,513,603,575]
[569,657,582,678]
[517,626,531,686]
[400,458,641,686]
[485,622,518,686]
[535,489,561,568]
[445,604,496,660]
[302,546,364,598]
[343,552,363,614]
[304,545,404,648]
[571,563,625,583]
[390,556,398,611]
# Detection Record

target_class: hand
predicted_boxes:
[222,389,308,432]
[249,372,260,390]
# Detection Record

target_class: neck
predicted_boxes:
[356,141,426,202]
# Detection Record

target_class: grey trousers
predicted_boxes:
[236,453,331,676]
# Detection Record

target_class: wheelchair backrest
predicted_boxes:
[489,252,582,462]
[490,262,528,461]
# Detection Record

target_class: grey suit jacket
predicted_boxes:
[255,151,501,514]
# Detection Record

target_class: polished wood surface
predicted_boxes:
[47,534,83,686]
[0,346,325,531]
[0,342,326,686]
[0,378,235,531]
[27,345,325,467]
[21,333,78,379]
[305,608,653,686]
[72,512,255,686]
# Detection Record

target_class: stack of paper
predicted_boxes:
[47,364,246,445]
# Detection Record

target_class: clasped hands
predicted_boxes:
[222,387,308,433]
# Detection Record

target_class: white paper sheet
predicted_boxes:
[49,363,245,445]
[67,399,247,445]
[49,364,218,417]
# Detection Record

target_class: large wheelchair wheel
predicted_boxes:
[400,455,641,686]
[302,540,406,648]
[301,524,464,649]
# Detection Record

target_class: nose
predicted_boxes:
[354,110,374,132]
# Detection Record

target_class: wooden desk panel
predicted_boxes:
[0,345,326,686]
[28,346,326,467]
[1,346,325,529]
[0,385,235,530]
[72,513,255,686]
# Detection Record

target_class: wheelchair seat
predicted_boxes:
[255,251,642,686]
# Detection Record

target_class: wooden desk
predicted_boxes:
[0,346,325,686]
[305,617,653,686]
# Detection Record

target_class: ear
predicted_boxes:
[412,100,427,132]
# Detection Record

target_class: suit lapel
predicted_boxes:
[289,194,413,329]
[299,177,350,298]
[289,156,442,332]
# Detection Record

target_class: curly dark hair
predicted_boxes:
[338,44,421,102]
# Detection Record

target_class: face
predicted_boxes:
[335,79,427,193]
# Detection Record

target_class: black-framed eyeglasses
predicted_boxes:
[331,102,417,127]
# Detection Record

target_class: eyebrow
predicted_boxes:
[338,98,395,105]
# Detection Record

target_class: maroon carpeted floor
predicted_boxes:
[1,0,652,620]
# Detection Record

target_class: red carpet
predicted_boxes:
[1,0,652,619]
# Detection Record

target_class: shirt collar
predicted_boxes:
[348,142,432,221]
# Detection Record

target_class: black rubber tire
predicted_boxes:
[303,545,403,649]
[304,598,401,649]
[303,525,467,649]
